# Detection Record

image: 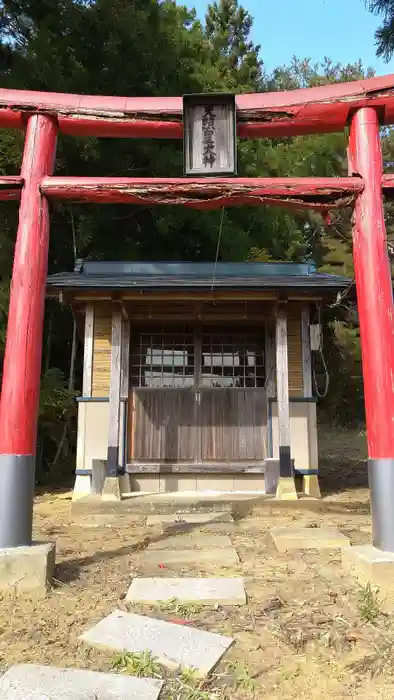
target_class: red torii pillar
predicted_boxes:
[349,107,394,552]
[0,114,57,548]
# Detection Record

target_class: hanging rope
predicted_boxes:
[312,303,330,399]
[211,206,225,292]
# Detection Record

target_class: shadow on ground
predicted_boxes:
[317,425,368,495]
[54,519,228,584]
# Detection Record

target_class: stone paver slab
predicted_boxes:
[138,547,239,567]
[0,664,163,700]
[271,526,350,553]
[147,512,234,526]
[81,609,233,676]
[148,534,233,550]
[126,577,246,605]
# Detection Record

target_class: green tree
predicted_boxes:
[203,0,263,91]
[261,58,378,424]
[366,0,394,59]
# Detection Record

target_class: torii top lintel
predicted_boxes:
[1,74,394,139]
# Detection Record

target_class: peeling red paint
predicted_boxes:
[349,108,394,459]
[0,115,57,455]
[40,176,363,211]
[0,74,394,138]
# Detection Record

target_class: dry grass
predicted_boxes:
[1,427,394,698]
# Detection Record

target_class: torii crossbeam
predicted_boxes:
[0,75,394,552]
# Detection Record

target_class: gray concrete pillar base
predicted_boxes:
[0,454,35,548]
[0,541,56,599]
[369,458,394,552]
[101,475,122,501]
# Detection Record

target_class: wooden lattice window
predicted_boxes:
[131,326,194,388]
[201,330,265,388]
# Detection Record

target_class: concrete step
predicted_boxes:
[71,492,328,519]
[71,492,264,517]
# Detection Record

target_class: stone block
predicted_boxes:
[101,476,121,501]
[342,544,394,610]
[275,476,298,500]
[137,547,239,568]
[126,577,246,605]
[0,541,55,599]
[272,526,350,553]
[81,609,233,676]
[148,534,233,551]
[0,664,163,700]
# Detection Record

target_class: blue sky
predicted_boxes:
[187,0,394,76]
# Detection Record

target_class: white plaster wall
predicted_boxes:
[76,401,109,472]
[307,402,319,469]
[270,401,318,471]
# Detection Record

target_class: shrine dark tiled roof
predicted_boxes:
[47,261,352,293]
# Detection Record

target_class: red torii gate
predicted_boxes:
[0,76,394,551]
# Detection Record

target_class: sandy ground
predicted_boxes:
[1,427,394,699]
